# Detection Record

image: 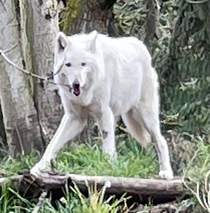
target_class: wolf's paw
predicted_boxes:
[102,146,117,159]
[30,165,42,177]
[159,170,174,180]
[103,151,117,162]
[30,161,50,178]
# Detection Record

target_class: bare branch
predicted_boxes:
[0,49,71,89]
[0,49,47,81]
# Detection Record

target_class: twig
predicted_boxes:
[31,191,48,213]
[3,43,19,54]
[0,49,47,81]
[0,49,71,90]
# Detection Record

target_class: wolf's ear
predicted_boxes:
[55,32,69,54]
[89,30,98,53]
[54,32,68,75]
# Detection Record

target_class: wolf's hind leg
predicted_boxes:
[139,109,173,180]
[134,93,173,179]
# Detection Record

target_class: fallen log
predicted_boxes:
[0,173,189,204]
[67,174,184,196]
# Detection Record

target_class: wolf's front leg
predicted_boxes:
[97,107,116,157]
[30,113,86,176]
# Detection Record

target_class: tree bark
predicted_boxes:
[28,0,63,145]
[42,174,185,197]
[145,0,157,48]
[0,0,43,157]
[0,103,7,157]
[63,0,115,34]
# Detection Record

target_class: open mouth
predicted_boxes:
[72,83,80,96]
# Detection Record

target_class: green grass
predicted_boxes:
[0,183,130,213]
[0,138,158,213]
[0,137,210,213]
[55,140,158,178]
[0,138,158,178]
[0,152,38,177]
[40,184,130,213]
[0,182,130,213]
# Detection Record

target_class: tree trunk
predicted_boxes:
[0,0,43,157]
[145,0,157,48]
[63,0,114,34]
[29,0,63,145]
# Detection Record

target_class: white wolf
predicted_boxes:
[30,31,173,179]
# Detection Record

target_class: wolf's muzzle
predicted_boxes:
[72,81,81,96]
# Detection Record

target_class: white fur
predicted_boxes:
[30,31,173,180]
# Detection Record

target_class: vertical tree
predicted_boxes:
[61,0,116,34]
[0,0,43,157]
[28,0,63,143]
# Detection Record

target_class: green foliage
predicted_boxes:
[184,142,210,183]
[182,142,210,212]
[114,0,146,38]
[114,0,210,136]
[161,0,210,135]
[0,184,33,213]
[0,182,128,213]
[0,151,39,177]
[58,184,128,213]
[59,0,83,33]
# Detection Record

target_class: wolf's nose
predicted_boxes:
[72,80,81,96]
[73,80,80,87]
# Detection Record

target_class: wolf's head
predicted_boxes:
[54,31,101,97]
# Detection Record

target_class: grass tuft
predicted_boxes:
[56,139,158,178]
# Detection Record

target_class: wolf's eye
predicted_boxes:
[81,62,86,66]
[65,63,71,67]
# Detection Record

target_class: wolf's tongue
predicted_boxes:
[73,84,80,96]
